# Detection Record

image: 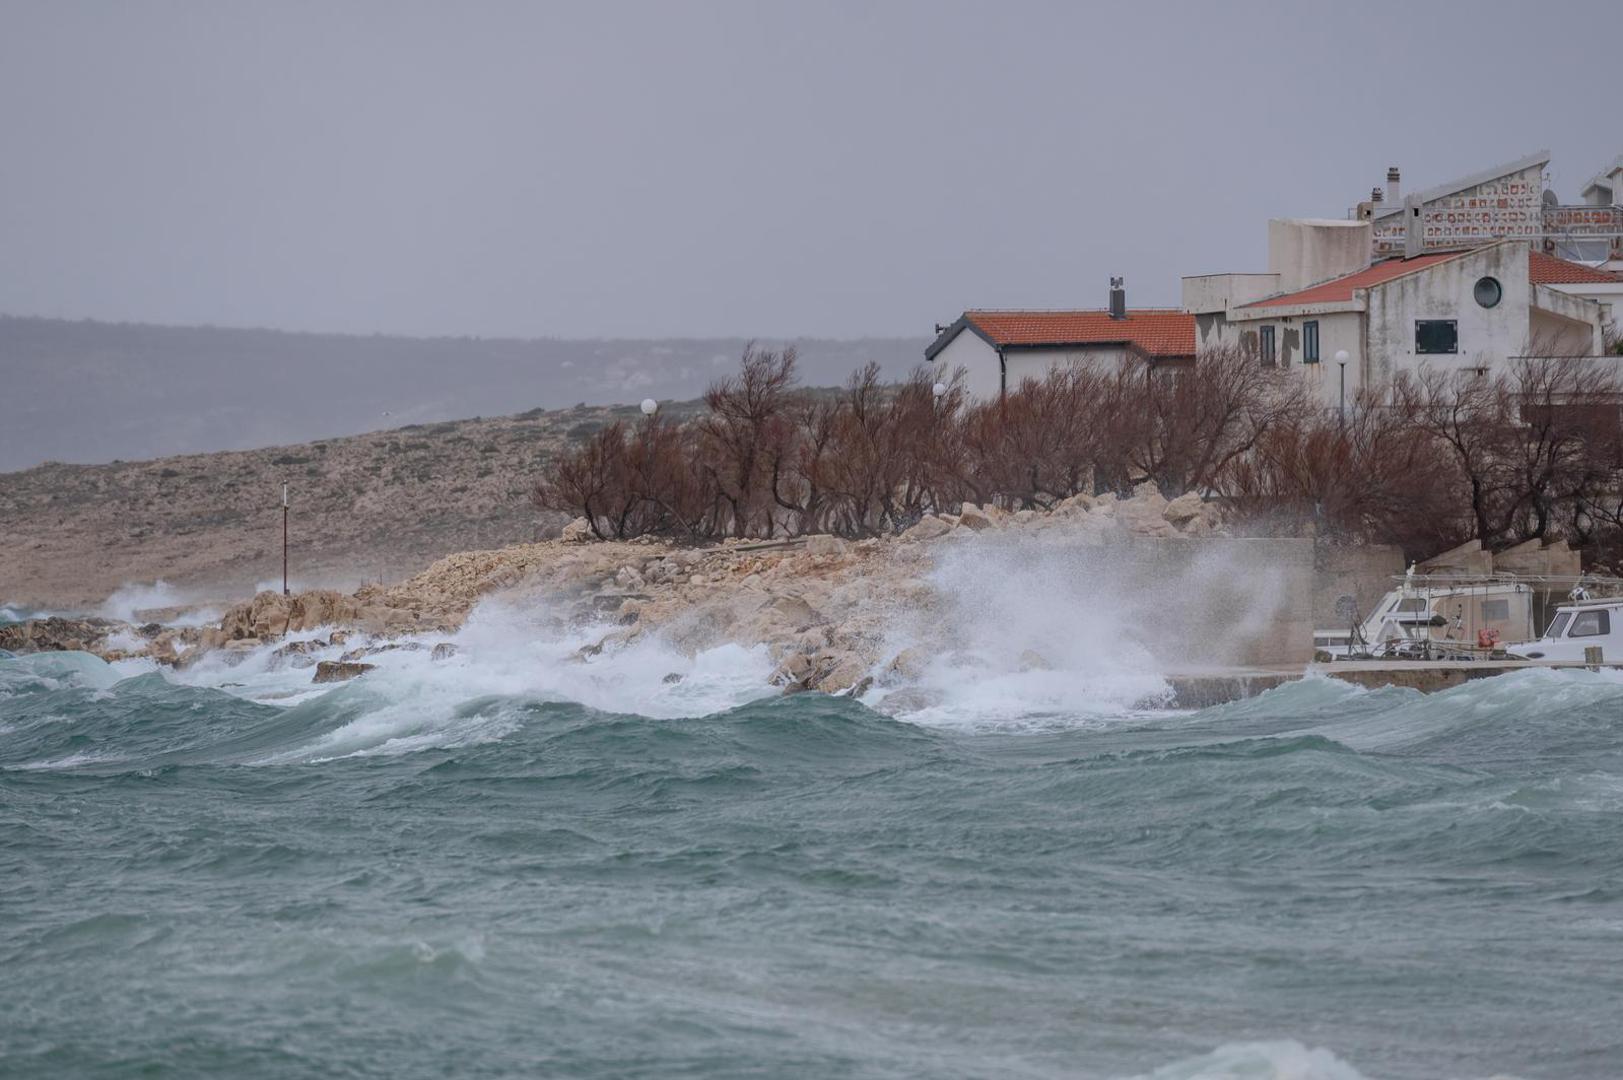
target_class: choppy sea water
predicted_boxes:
[3,622,1623,1079]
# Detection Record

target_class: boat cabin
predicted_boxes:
[1515,598,1622,662]
[1316,579,1535,659]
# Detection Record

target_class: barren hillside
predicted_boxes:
[0,398,706,611]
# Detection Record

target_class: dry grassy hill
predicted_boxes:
[0,398,708,611]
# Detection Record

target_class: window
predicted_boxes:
[1303,320,1320,364]
[1415,319,1458,354]
[1547,612,1572,639]
[1473,276,1502,308]
[1479,599,1509,621]
[1393,598,1429,613]
[1259,325,1276,367]
[1568,610,1611,638]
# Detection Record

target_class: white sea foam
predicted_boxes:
[868,528,1291,730]
[171,598,777,761]
[1126,1039,1528,1080]
[98,580,221,626]
[1125,1041,1371,1080]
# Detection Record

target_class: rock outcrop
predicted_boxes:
[16,485,1233,696]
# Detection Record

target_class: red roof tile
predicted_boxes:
[1244,249,1623,311]
[1529,250,1622,285]
[960,309,1195,357]
[1242,252,1465,309]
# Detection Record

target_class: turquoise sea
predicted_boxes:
[2,638,1622,1079]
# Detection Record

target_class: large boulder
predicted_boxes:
[901,516,952,542]
[956,505,996,531]
[287,590,359,632]
[0,616,116,655]
[313,660,375,684]
[812,653,869,695]
[1162,491,1207,527]
[560,517,594,543]
[805,534,848,557]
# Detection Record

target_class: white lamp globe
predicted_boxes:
[1334,350,1350,364]
[640,398,658,416]
[932,382,947,398]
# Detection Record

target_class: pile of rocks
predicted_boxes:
[6,484,1228,693]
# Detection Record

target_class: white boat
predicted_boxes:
[1511,596,1623,662]
[1317,571,1536,661]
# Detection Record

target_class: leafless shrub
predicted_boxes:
[535,345,1623,567]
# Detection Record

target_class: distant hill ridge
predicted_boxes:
[0,399,706,610]
[0,314,927,472]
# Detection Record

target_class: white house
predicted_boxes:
[927,280,1195,401]
[1185,238,1617,408]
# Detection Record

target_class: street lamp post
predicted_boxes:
[1334,349,1350,427]
[281,483,289,597]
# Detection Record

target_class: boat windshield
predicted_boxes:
[1546,612,1573,639]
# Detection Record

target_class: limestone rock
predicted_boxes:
[957,505,995,531]
[0,616,117,655]
[1056,492,1096,516]
[1162,491,1207,527]
[771,651,812,688]
[901,516,952,542]
[805,535,848,557]
[885,647,927,680]
[313,660,375,684]
[812,654,869,695]
[560,517,594,543]
[765,595,822,629]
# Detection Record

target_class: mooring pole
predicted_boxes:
[282,483,290,597]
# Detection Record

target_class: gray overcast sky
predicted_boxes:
[2,0,1618,340]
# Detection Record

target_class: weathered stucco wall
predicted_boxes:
[1312,542,1405,632]
[1183,273,1281,314]
[1195,308,1366,406]
[1365,242,1559,384]
[1003,346,1134,390]
[932,329,1002,401]
[1268,219,1371,292]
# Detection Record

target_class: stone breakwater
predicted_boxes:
[4,486,1227,693]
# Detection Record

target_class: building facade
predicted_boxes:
[1186,239,1614,407]
[1354,151,1623,265]
[926,281,1195,401]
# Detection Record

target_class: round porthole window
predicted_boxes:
[1473,276,1502,308]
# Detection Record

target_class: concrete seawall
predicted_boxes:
[1167,660,1623,708]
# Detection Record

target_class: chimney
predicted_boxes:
[1386,166,1401,206]
[1108,276,1126,320]
[1370,186,1384,204]
[1403,194,1423,258]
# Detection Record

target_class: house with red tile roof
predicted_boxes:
[1184,236,1617,407]
[926,280,1196,400]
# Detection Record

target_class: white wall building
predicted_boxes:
[927,281,1195,401]
[1185,238,1615,407]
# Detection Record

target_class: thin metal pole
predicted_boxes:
[1338,362,1346,428]
[282,483,289,597]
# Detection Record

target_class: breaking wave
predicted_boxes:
[5,578,1621,1076]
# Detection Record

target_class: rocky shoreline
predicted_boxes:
[2,486,1225,695]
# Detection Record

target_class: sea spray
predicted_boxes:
[98,579,222,626]
[867,528,1295,728]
